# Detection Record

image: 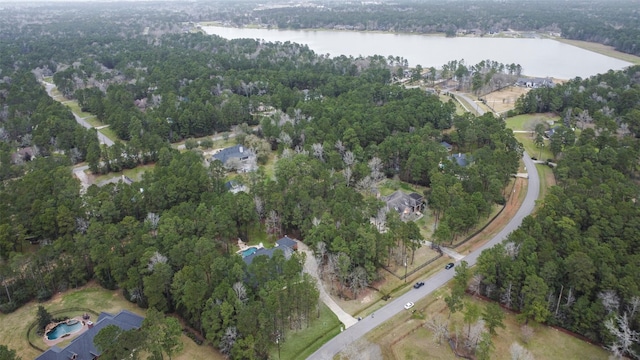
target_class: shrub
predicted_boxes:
[184,138,199,150]
[37,288,53,302]
[199,138,214,149]
[0,302,18,314]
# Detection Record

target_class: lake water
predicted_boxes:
[202,26,632,80]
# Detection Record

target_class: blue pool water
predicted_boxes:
[46,320,82,340]
[242,247,257,258]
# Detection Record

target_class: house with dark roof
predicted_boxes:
[210,144,257,173]
[242,236,298,266]
[35,310,144,360]
[449,153,470,167]
[381,190,424,220]
[440,141,453,152]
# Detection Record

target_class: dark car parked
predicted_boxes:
[413,281,425,289]
[445,262,455,270]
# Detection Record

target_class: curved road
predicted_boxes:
[308,153,539,359]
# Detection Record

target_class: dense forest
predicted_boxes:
[212,0,640,56]
[0,2,521,359]
[476,66,640,358]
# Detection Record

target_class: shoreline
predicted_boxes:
[200,23,640,67]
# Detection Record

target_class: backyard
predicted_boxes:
[0,282,224,360]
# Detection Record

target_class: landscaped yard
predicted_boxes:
[366,291,610,360]
[0,282,224,360]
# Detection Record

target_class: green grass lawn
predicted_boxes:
[63,100,93,119]
[505,113,559,131]
[0,282,224,360]
[378,178,425,197]
[271,303,341,360]
[98,127,120,143]
[92,164,155,184]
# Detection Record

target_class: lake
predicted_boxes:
[202,26,632,80]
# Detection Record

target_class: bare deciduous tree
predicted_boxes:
[599,290,620,314]
[265,210,281,240]
[347,266,369,298]
[343,166,353,187]
[147,251,168,271]
[500,282,513,308]
[468,274,484,296]
[254,196,265,220]
[504,242,520,258]
[219,326,238,355]
[233,282,247,303]
[343,151,356,167]
[463,320,485,350]
[605,312,639,359]
[277,131,292,148]
[356,175,375,194]
[368,157,384,182]
[334,140,346,155]
[425,315,449,345]
[312,143,324,161]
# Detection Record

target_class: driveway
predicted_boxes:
[308,153,539,359]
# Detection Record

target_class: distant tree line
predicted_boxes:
[209,0,640,57]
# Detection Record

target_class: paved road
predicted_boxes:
[43,81,114,146]
[308,153,539,359]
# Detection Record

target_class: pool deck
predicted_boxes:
[43,316,91,347]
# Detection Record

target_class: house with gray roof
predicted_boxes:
[210,144,257,173]
[242,236,298,266]
[449,153,470,167]
[36,310,144,360]
[381,190,424,220]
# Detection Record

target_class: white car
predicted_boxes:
[404,302,415,310]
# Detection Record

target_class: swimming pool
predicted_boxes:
[46,320,83,340]
[241,247,257,257]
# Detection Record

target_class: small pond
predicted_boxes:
[46,320,83,340]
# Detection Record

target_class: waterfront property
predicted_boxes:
[36,310,144,360]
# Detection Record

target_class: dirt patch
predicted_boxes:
[482,86,530,114]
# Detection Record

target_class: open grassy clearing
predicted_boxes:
[481,86,530,115]
[506,113,559,132]
[91,164,155,184]
[0,282,224,360]
[62,100,94,119]
[98,126,120,143]
[378,178,426,197]
[367,291,609,360]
